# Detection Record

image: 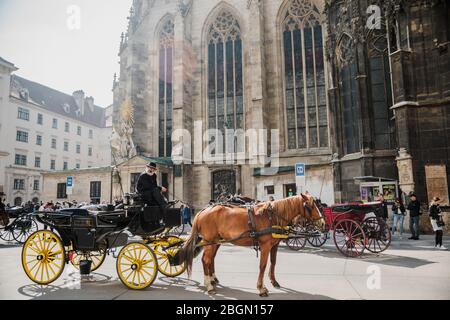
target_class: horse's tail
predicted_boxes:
[175,213,202,277]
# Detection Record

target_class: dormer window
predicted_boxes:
[62,103,71,113]
[19,89,29,101]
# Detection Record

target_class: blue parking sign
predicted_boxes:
[67,176,73,187]
[295,163,305,177]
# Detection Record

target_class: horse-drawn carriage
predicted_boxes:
[285,201,391,257]
[0,207,38,244]
[21,194,186,290]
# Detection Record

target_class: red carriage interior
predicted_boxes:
[323,202,383,228]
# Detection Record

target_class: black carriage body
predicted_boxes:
[37,208,130,251]
[35,204,182,250]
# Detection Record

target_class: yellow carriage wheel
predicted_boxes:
[22,230,65,285]
[70,240,107,272]
[151,236,186,277]
[116,242,158,290]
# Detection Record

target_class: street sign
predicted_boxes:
[296,163,305,177]
[67,176,73,188]
[295,163,306,189]
[66,176,73,195]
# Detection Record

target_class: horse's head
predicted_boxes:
[299,193,326,229]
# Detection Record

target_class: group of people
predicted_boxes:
[389,193,446,249]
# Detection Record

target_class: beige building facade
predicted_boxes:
[0,57,112,206]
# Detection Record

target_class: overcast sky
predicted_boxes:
[0,0,132,107]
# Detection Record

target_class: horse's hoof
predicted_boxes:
[214,277,220,284]
[272,281,281,289]
[208,289,216,295]
[259,291,269,298]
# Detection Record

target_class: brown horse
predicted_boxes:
[178,194,325,297]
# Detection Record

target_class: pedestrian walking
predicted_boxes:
[407,193,421,240]
[181,205,192,227]
[429,197,447,250]
[391,198,406,239]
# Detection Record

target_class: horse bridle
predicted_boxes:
[303,198,325,222]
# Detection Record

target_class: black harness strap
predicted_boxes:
[247,206,260,256]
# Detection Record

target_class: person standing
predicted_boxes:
[429,197,447,250]
[407,193,421,240]
[181,205,192,227]
[391,198,406,239]
[376,193,389,221]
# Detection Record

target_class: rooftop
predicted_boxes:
[10,75,107,128]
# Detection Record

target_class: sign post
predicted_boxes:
[295,163,306,194]
[66,176,73,196]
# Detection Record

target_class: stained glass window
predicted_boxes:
[282,0,328,150]
[207,10,244,154]
[159,19,174,157]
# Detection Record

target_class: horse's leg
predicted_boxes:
[269,244,280,288]
[257,242,271,297]
[202,246,215,294]
[211,244,220,286]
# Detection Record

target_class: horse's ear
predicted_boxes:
[300,193,309,202]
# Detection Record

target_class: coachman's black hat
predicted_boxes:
[146,162,157,169]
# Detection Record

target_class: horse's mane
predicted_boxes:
[256,196,307,225]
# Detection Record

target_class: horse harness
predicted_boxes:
[198,200,318,256]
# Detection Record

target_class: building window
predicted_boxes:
[36,135,42,146]
[368,30,394,150]
[14,197,23,207]
[158,19,174,157]
[33,180,40,191]
[64,141,69,152]
[57,183,67,199]
[282,0,328,150]
[207,10,244,155]
[89,129,93,139]
[265,185,275,195]
[63,161,68,171]
[16,130,28,143]
[76,163,80,169]
[50,159,56,170]
[37,113,43,125]
[51,138,57,149]
[88,146,93,157]
[212,170,236,201]
[17,107,29,121]
[52,118,58,129]
[76,144,81,154]
[284,184,297,197]
[15,154,27,166]
[13,179,25,190]
[90,181,101,202]
[77,126,81,136]
[35,157,41,168]
[335,31,361,155]
[130,173,141,193]
[65,122,70,132]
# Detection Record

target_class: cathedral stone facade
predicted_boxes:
[112,0,450,211]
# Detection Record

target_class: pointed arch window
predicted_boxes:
[282,0,328,150]
[207,10,244,139]
[158,19,174,157]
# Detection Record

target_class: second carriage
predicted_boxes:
[21,194,187,290]
[285,201,391,257]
